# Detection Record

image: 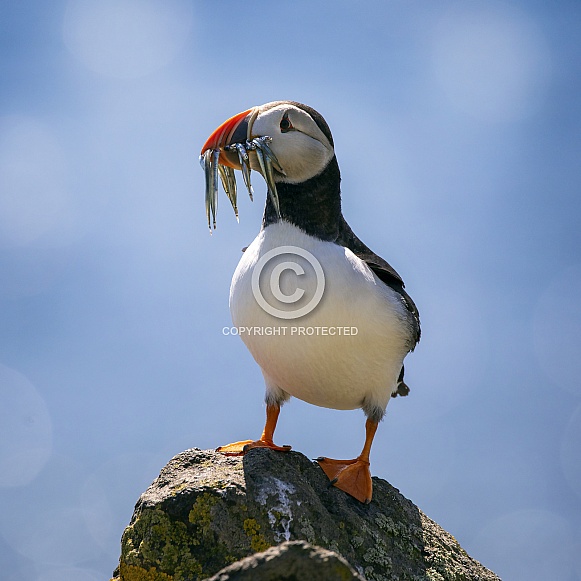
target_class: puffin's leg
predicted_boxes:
[216,404,291,456]
[317,418,378,504]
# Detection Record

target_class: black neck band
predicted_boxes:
[262,156,342,241]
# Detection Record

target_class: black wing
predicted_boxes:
[336,218,421,348]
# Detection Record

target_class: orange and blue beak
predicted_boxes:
[201,108,254,168]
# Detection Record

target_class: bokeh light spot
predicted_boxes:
[63,0,193,79]
[81,453,164,559]
[474,509,573,580]
[533,264,581,396]
[14,507,100,566]
[36,567,102,581]
[0,117,72,248]
[432,4,551,122]
[0,364,53,488]
[560,403,581,500]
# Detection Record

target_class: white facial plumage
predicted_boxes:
[250,102,335,184]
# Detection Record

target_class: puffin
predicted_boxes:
[200,101,420,503]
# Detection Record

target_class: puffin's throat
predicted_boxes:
[263,156,342,242]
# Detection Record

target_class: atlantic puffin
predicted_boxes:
[200,101,420,503]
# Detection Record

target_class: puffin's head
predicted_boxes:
[203,101,335,183]
[200,101,335,230]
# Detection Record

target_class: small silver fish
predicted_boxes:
[254,136,285,176]
[218,164,238,221]
[252,139,281,220]
[233,143,254,201]
[201,135,284,230]
[202,149,215,231]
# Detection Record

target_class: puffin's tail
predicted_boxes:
[393,365,410,398]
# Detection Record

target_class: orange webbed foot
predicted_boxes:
[317,456,373,504]
[215,440,254,456]
[216,439,291,457]
[217,404,291,456]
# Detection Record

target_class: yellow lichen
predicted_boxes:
[170,482,188,495]
[119,563,174,581]
[188,493,219,538]
[121,509,203,580]
[243,518,271,552]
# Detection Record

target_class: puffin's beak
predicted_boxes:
[201,108,254,168]
[200,106,282,231]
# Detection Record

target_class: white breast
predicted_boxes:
[230,221,413,413]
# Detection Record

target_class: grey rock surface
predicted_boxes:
[113,448,501,581]
[205,540,365,580]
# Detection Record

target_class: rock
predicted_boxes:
[205,540,365,580]
[112,448,500,581]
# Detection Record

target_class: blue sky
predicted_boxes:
[1,1,580,579]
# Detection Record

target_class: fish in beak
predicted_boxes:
[200,107,284,231]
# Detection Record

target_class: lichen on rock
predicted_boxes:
[112,448,500,581]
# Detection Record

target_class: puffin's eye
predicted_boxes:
[280,113,293,133]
